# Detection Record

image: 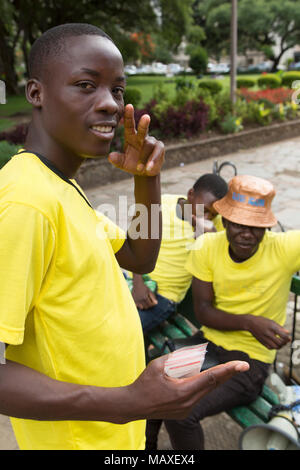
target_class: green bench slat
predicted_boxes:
[261,383,280,405]
[248,396,272,422]
[169,313,194,337]
[146,328,166,351]
[291,275,300,296]
[159,321,187,339]
[228,406,265,428]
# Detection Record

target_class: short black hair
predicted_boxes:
[193,173,228,199]
[28,23,114,79]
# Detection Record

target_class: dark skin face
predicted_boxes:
[25,35,126,178]
[177,189,219,227]
[222,218,266,262]
[188,188,219,220]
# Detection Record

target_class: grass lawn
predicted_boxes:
[127,73,261,106]
[0,94,32,117]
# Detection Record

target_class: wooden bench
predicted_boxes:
[144,274,300,431]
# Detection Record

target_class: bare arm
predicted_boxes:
[110,105,164,273]
[115,174,162,273]
[192,277,291,350]
[0,353,249,423]
[131,273,157,310]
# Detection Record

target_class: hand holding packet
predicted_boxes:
[164,343,208,379]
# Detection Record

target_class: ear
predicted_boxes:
[25,79,43,108]
[187,188,194,203]
[221,217,227,228]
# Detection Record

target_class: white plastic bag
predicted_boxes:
[164,343,208,379]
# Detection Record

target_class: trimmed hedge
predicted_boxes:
[198,79,223,94]
[124,87,142,108]
[281,71,300,88]
[236,77,256,89]
[257,74,282,89]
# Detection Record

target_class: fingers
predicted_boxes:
[123,104,150,146]
[180,361,249,389]
[136,114,151,147]
[142,139,165,176]
[264,326,291,350]
[107,152,125,169]
[136,294,157,310]
[123,104,136,138]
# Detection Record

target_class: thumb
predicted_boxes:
[108,152,125,169]
[148,291,158,305]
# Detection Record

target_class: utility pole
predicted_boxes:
[230,0,238,109]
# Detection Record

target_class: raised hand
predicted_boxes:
[108,104,164,176]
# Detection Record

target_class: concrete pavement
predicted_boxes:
[1,135,300,450]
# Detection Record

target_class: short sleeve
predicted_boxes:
[0,203,55,345]
[185,234,213,282]
[94,210,126,253]
[278,230,300,274]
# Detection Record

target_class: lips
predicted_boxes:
[236,242,254,250]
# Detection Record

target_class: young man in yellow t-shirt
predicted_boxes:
[164,174,300,450]
[131,174,227,333]
[0,24,249,450]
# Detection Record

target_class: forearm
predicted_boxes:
[127,174,161,271]
[132,272,145,286]
[196,302,251,332]
[0,360,134,424]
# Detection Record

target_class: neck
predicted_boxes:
[228,245,259,263]
[25,120,85,179]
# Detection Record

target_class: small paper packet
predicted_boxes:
[164,343,208,378]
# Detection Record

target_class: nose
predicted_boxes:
[93,87,119,114]
[240,227,255,240]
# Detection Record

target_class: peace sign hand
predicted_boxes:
[108,104,165,176]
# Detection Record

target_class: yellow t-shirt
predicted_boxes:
[148,195,222,304]
[185,230,300,363]
[148,194,195,303]
[0,152,145,450]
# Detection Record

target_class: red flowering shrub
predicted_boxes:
[0,123,28,144]
[238,87,293,104]
[134,99,209,139]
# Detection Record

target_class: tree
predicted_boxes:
[0,0,194,94]
[192,0,300,71]
[189,46,208,75]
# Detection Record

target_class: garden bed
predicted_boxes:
[76,118,300,189]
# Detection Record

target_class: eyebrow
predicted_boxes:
[79,67,126,83]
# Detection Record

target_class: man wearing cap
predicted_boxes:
[163,174,300,450]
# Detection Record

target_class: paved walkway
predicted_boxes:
[1,136,300,450]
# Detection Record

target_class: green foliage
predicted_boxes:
[196,87,218,127]
[1,0,194,93]
[281,72,300,88]
[198,79,223,94]
[175,76,195,91]
[124,87,142,108]
[220,114,243,134]
[193,0,300,71]
[236,77,257,89]
[0,118,15,132]
[188,47,208,76]
[257,74,282,89]
[0,141,20,168]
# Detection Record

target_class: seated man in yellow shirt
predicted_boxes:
[131,173,228,333]
[0,23,249,450]
[163,174,299,450]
